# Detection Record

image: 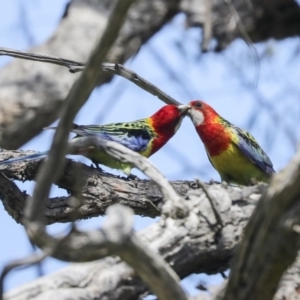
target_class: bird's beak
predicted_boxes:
[177,104,191,115]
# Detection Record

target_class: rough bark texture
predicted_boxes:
[4,180,260,300]
[0,149,260,225]
[3,154,300,300]
[222,147,300,300]
[3,147,300,300]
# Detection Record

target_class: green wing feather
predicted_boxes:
[221,119,275,176]
[71,120,156,153]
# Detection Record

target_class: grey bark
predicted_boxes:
[223,147,300,300]
[4,182,260,300]
[0,149,258,224]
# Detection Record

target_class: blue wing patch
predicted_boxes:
[71,123,154,153]
[231,126,275,176]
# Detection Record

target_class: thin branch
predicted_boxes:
[29,0,137,220]
[0,251,49,300]
[24,0,137,254]
[101,63,180,105]
[0,47,180,106]
[0,47,84,69]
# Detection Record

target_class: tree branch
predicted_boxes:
[223,145,300,300]
[3,180,262,300]
[102,205,188,300]
[3,204,189,300]
[0,0,180,149]
[22,0,138,262]
[101,63,180,105]
[67,137,189,218]
[0,149,261,224]
[0,48,180,106]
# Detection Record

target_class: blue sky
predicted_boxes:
[0,0,299,296]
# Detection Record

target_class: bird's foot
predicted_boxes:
[127,174,139,181]
[91,162,103,171]
[189,181,199,189]
[250,177,258,186]
[208,179,221,185]
[126,174,139,188]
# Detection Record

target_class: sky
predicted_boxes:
[0,0,299,297]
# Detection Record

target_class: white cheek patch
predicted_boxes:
[189,109,204,125]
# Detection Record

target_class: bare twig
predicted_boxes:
[101,63,180,105]
[0,47,84,69]
[0,51,180,106]
[0,251,49,300]
[24,0,137,251]
[196,179,224,229]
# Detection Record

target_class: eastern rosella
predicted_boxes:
[187,100,275,185]
[0,104,189,175]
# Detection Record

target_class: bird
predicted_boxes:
[0,104,190,176]
[187,100,275,185]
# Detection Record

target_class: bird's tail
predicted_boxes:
[0,151,49,165]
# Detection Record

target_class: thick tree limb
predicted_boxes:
[4,182,261,300]
[67,136,189,218]
[0,149,259,224]
[102,205,188,300]
[4,144,300,299]
[3,204,189,300]
[1,131,193,263]
[223,145,300,300]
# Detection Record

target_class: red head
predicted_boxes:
[150,104,189,134]
[149,104,189,154]
[188,100,220,126]
[188,100,230,156]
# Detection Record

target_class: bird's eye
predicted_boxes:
[195,102,202,108]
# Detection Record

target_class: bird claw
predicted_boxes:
[91,162,102,171]
[127,174,139,181]
[208,179,221,185]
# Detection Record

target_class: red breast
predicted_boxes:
[189,101,231,156]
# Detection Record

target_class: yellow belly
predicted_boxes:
[85,142,154,175]
[208,143,270,185]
